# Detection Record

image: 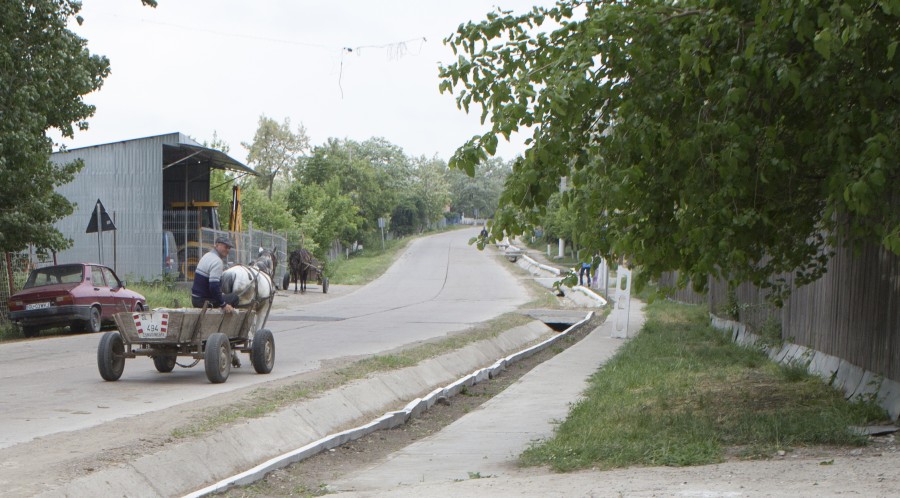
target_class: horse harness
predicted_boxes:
[228,261,274,329]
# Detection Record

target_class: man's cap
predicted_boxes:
[215,236,234,248]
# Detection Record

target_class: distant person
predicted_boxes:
[480,226,488,240]
[191,236,238,312]
[579,261,592,287]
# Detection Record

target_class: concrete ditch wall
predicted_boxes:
[711,316,900,422]
[39,316,594,498]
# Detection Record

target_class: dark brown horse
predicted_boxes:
[285,249,314,293]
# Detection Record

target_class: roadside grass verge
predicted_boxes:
[129,278,191,309]
[171,311,538,438]
[326,237,413,285]
[327,225,474,285]
[520,299,888,471]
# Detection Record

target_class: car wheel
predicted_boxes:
[87,307,102,333]
[22,326,39,338]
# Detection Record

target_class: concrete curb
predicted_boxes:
[517,253,561,276]
[571,285,609,305]
[185,311,595,497]
[505,249,607,307]
[710,315,900,421]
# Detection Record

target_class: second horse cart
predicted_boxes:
[98,306,274,384]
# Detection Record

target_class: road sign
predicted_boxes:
[85,199,117,233]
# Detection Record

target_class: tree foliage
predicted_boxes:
[408,156,453,229]
[286,178,359,256]
[447,156,511,220]
[440,0,900,297]
[1,0,112,253]
[237,182,299,233]
[1,0,157,254]
[294,138,389,246]
[243,115,310,200]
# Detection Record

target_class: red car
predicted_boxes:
[8,263,147,338]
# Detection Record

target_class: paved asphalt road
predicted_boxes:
[0,227,531,450]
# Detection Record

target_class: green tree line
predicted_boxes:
[207,116,512,260]
[440,0,899,300]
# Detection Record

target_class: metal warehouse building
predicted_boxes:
[49,132,279,282]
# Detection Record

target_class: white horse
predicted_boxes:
[221,246,277,333]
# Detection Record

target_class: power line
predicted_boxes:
[141,18,336,51]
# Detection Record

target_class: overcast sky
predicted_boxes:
[54,0,553,165]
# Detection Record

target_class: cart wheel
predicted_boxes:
[153,355,177,373]
[251,328,275,374]
[97,332,125,381]
[204,333,231,383]
[282,273,290,291]
[322,277,329,294]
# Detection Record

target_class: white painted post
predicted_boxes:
[612,267,632,338]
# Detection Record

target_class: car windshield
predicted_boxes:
[24,265,83,288]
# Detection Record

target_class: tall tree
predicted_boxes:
[0,1,134,254]
[243,115,310,200]
[238,181,299,233]
[440,0,900,297]
[448,157,510,219]
[408,156,452,230]
[287,178,359,256]
[295,138,398,244]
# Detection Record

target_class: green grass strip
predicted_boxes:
[520,299,887,471]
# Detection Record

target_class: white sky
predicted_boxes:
[54,0,551,165]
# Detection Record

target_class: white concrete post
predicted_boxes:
[612,267,632,338]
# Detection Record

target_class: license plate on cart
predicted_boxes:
[133,312,169,339]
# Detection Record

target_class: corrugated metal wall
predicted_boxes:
[51,134,176,282]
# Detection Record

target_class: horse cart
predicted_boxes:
[98,306,275,384]
[304,261,330,294]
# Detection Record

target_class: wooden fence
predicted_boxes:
[661,241,900,383]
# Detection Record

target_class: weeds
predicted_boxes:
[129,277,191,309]
[327,238,412,285]
[170,311,537,439]
[520,299,887,471]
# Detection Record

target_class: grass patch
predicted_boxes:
[519,299,888,471]
[170,311,536,438]
[327,237,413,285]
[0,321,21,341]
[129,277,192,309]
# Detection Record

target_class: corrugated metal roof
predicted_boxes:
[163,143,258,176]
